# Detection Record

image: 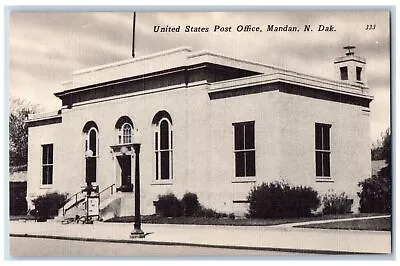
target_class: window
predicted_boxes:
[315,123,331,177]
[88,128,98,156]
[115,116,134,144]
[42,144,53,185]
[153,112,173,181]
[356,66,362,81]
[340,66,348,80]
[122,123,132,144]
[233,121,255,177]
[83,124,99,184]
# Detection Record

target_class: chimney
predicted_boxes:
[334,46,367,85]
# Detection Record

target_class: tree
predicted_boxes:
[9,98,38,167]
[371,128,391,161]
[359,128,391,213]
[381,128,391,165]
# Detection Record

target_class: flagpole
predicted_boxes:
[132,12,136,58]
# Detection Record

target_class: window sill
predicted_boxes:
[232,178,256,184]
[316,177,334,183]
[151,180,173,186]
[40,184,53,189]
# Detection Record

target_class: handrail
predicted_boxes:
[61,190,85,216]
[99,183,116,195]
[61,183,116,216]
[99,184,116,203]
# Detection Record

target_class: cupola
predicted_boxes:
[334,46,367,85]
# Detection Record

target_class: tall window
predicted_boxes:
[233,121,255,177]
[87,128,98,156]
[153,112,173,180]
[340,66,348,80]
[315,123,331,177]
[42,144,53,185]
[83,121,99,184]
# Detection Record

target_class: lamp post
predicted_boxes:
[130,129,145,238]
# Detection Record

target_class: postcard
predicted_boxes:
[8,9,392,257]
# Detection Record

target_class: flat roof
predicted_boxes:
[24,46,372,123]
[54,46,370,98]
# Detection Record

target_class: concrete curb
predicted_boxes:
[9,233,382,255]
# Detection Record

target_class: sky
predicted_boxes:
[8,11,391,144]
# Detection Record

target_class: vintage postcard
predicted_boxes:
[8,9,392,257]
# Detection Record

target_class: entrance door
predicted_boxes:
[117,155,132,192]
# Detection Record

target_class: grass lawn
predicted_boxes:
[11,213,390,231]
[104,213,384,226]
[296,217,391,231]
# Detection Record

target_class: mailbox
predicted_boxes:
[87,196,99,217]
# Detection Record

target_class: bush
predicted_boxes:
[31,192,68,219]
[203,208,218,218]
[247,181,320,218]
[181,192,200,217]
[154,192,234,219]
[322,191,353,215]
[155,193,182,217]
[198,207,227,218]
[358,166,391,213]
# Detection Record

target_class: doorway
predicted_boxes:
[117,155,133,192]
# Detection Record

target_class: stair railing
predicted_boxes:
[61,190,85,216]
[99,183,116,202]
[61,183,116,216]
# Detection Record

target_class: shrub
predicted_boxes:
[322,191,353,215]
[154,192,234,219]
[358,166,391,213]
[181,192,200,217]
[155,193,182,217]
[228,213,235,219]
[203,208,217,218]
[247,181,320,218]
[31,192,68,219]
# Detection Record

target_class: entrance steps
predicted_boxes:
[54,198,86,222]
[99,192,135,221]
[58,184,136,222]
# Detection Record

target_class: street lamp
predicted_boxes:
[130,128,145,238]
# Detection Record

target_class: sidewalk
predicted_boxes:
[9,219,391,255]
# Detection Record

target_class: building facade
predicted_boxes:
[27,47,373,216]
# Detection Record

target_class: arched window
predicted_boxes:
[122,123,132,144]
[153,111,173,180]
[88,128,98,156]
[83,121,99,184]
[115,116,134,144]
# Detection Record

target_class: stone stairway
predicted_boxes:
[57,184,135,222]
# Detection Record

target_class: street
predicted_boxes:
[9,237,303,257]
